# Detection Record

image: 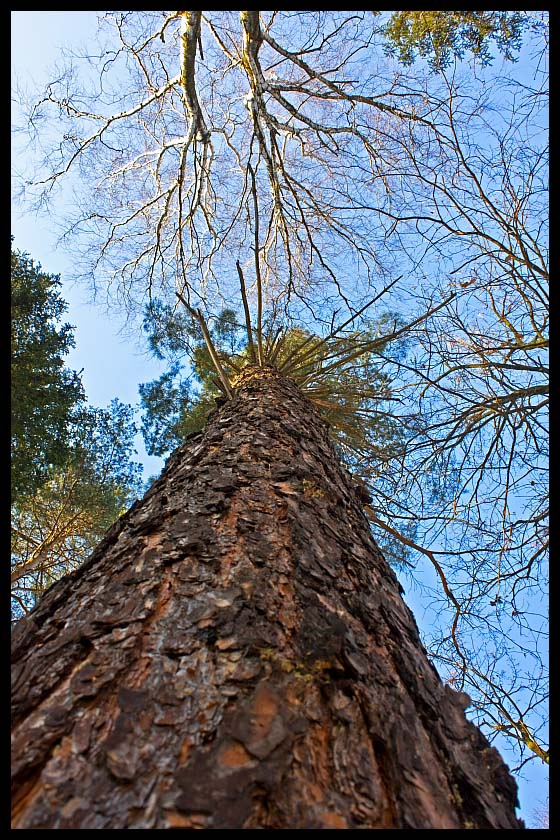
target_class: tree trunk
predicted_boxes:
[11,366,523,829]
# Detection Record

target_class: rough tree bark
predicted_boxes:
[11,366,523,829]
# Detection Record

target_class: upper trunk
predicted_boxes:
[11,366,523,829]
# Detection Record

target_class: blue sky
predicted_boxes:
[11,11,548,827]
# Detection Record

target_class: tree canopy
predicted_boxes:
[14,9,548,785]
[11,245,143,619]
[11,246,84,503]
[382,11,526,70]
[139,300,416,567]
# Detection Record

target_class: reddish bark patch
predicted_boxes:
[219,742,255,768]
[320,810,349,828]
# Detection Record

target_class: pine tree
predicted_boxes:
[139,301,417,567]
[11,245,143,619]
[12,366,523,829]
[382,11,526,70]
[11,401,143,618]
[11,245,84,503]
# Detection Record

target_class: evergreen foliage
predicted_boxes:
[382,11,526,70]
[11,246,143,619]
[11,245,84,503]
[139,303,247,456]
[11,400,143,616]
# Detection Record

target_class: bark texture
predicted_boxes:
[11,366,523,829]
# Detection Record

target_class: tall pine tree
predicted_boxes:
[11,246,143,619]
[12,365,523,829]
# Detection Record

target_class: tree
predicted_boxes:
[11,245,84,503]
[139,304,247,455]
[11,400,143,620]
[11,243,143,620]
[139,300,416,568]
[11,367,523,829]
[381,11,527,71]
[358,46,549,767]
[13,8,547,812]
